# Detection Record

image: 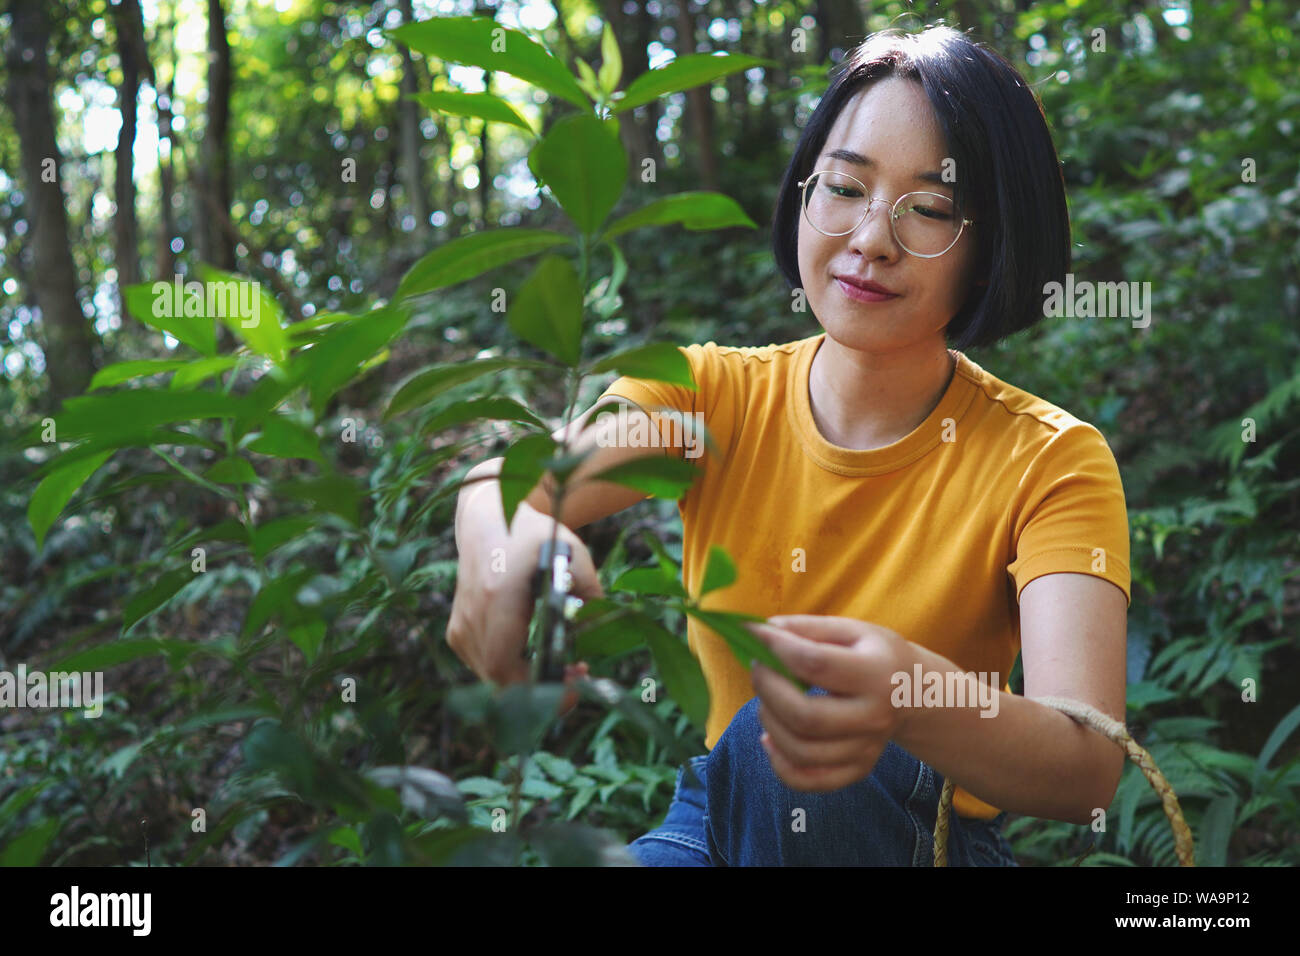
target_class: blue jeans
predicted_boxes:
[628,695,1019,866]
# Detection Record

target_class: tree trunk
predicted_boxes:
[155,74,178,281]
[596,0,663,185]
[197,0,234,272]
[478,70,492,228]
[815,0,866,64]
[113,0,153,307]
[674,1,718,191]
[5,0,97,402]
[475,1,494,228]
[398,0,430,242]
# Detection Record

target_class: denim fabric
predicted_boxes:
[627,692,1018,867]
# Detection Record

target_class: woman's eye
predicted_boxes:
[911,205,953,221]
[826,185,862,198]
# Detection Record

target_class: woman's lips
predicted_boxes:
[835,277,899,303]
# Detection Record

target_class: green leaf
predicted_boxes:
[244,569,317,637]
[419,397,547,438]
[640,530,680,577]
[1253,702,1300,786]
[328,826,364,858]
[28,430,217,482]
[291,305,409,417]
[33,388,251,444]
[385,356,550,420]
[614,53,771,113]
[411,90,533,133]
[587,342,696,387]
[242,719,318,793]
[365,766,468,823]
[413,825,512,866]
[698,545,736,596]
[288,620,326,663]
[28,449,113,550]
[250,515,317,562]
[122,281,217,356]
[55,638,199,671]
[196,265,288,362]
[643,621,709,732]
[532,751,577,783]
[684,606,805,690]
[493,682,566,755]
[602,191,757,241]
[375,543,420,589]
[0,782,53,827]
[100,742,146,779]
[574,676,701,764]
[498,433,556,529]
[391,17,589,110]
[170,356,242,390]
[529,114,626,235]
[277,474,362,526]
[575,57,601,99]
[396,229,570,300]
[589,455,700,500]
[246,416,323,463]
[574,608,644,660]
[89,359,191,391]
[598,22,621,94]
[610,566,686,598]
[205,455,259,485]
[123,567,194,631]
[1198,794,1237,867]
[587,241,627,318]
[507,254,583,366]
[1126,680,1178,710]
[0,818,60,866]
[529,822,638,866]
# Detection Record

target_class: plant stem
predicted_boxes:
[509,232,595,864]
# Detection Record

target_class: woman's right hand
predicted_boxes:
[446,496,605,695]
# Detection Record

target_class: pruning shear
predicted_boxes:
[521,536,585,683]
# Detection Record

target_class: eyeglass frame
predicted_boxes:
[796,168,975,259]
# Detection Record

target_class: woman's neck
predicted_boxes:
[808,336,957,451]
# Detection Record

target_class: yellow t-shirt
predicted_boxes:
[595,332,1131,820]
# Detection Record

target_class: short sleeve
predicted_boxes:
[593,342,721,467]
[1007,422,1132,608]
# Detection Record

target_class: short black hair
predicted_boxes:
[771,25,1070,352]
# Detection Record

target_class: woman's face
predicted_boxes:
[797,75,980,354]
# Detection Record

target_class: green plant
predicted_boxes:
[9,11,794,866]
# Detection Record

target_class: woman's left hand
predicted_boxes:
[744,614,912,792]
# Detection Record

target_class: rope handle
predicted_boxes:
[932,696,1196,867]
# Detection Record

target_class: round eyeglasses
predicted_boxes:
[796,169,974,259]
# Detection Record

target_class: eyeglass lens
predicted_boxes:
[802,170,962,256]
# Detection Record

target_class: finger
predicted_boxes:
[748,623,868,695]
[758,704,872,768]
[566,542,605,601]
[750,661,871,739]
[759,732,859,793]
[556,661,590,717]
[764,615,877,646]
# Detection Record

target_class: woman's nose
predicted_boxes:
[847,198,900,258]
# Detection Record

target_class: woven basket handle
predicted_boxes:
[932,696,1195,866]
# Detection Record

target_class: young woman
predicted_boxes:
[448,25,1131,866]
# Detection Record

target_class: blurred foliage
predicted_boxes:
[2,0,1298,866]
